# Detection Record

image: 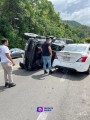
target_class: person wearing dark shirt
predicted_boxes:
[42,37,53,74]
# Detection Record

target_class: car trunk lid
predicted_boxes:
[57,51,83,63]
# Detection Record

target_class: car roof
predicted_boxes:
[10,48,21,50]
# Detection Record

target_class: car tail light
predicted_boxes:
[54,52,58,59]
[77,56,88,62]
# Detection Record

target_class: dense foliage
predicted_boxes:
[83,37,90,43]
[0,0,90,48]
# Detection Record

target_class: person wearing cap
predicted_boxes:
[0,39,16,88]
[42,37,53,74]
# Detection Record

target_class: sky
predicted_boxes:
[49,0,90,26]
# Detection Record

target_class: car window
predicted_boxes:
[51,44,64,51]
[63,45,87,52]
[54,40,65,44]
[10,50,13,53]
[66,40,73,44]
[51,44,59,51]
[10,49,15,51]
[60,41,65,44]
[10,48,20,53]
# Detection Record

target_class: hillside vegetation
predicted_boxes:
[64,20,90,42]
[0,0,90,48]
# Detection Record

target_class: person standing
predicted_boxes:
[42,37,53,74]
[0,39,16,88]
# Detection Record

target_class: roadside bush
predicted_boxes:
[84,37,90,43]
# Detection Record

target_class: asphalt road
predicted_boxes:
[0,58,90,120]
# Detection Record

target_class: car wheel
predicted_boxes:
[19,62,25,69]
[86,66,90,75]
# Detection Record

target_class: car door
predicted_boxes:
[15,49,21,57]
[10,49,19,58]
[10,50,16,58]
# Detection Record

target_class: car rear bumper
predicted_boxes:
[53,59,89,72]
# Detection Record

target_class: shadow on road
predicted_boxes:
[32,74,49,80]
[51,69,88,81]
[31,70,64,80]
[13,67,88,81]
[66,71,88,81]
[13,68,42,76]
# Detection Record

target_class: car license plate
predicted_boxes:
[63,57,70,61]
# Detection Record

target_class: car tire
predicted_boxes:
[86,66,90,75]
[19,62,25,69]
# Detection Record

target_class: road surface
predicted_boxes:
[0,58,90,120]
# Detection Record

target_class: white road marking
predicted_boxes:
[37,112,49,120]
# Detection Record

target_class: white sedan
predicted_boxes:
[53,44,90,74]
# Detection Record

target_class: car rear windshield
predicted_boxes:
[63,45,87,52]
[51,44,64,51]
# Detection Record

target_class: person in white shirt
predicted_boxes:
[0,39,16,88]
